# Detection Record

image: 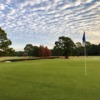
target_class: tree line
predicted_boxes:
[52,39,100,58]
[24,44,51,57]
[0,27,100,58]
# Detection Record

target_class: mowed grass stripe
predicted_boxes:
[0,57,100,100]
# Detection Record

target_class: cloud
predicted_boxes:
[0,4,5,10]
[6,0,11,4]
[8,9,16,15]
[0,0,100,50]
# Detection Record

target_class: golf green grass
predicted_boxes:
[0,57,100,100]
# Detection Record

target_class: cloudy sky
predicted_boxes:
[0,0,100,51]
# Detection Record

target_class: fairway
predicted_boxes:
[0,57,100,100]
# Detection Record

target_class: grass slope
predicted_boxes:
[0,57,100,100]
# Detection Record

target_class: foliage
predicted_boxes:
[0,27,13,56]
[14,51,25,56]
[38,45,51,57]
[24,44,51,57]
[32,46,39,57]
[52,46,63,56]
[24,44,34,57]
[52,37,100,57]
[54,36,75,58]
[75,42,100,56]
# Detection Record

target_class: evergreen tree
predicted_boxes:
[0,27,12,56]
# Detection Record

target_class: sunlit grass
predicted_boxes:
[0,56,100,100]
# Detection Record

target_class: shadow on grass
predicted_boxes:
[0,56,58,62]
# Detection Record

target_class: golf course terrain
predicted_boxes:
[0,56,100,100]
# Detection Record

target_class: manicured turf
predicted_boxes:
[0,57,100,100]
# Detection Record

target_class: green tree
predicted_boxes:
[0,27,12,56]
[76,42,82,56]
[54,36,75,58]
[6,48,15,56]
[52,46,63,56]
[85,41,91,56]
[24,44,34,57]
[14,51,24,56]
[76,42,82,48]
[32,46,39,57]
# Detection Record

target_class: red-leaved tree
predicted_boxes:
[38,45,51,57]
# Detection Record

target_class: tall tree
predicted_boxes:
[54,36,75,58]
[24,44,34,57]
[76,42,82,56]
[44,46,51,57]
[52,46,63,56]
[38,45,51,57]
[32,46,39,57]
[38,45,45,57]
[85,41,91,56]
[0,27,12,56]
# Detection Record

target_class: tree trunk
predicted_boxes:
[65,56,69,59]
